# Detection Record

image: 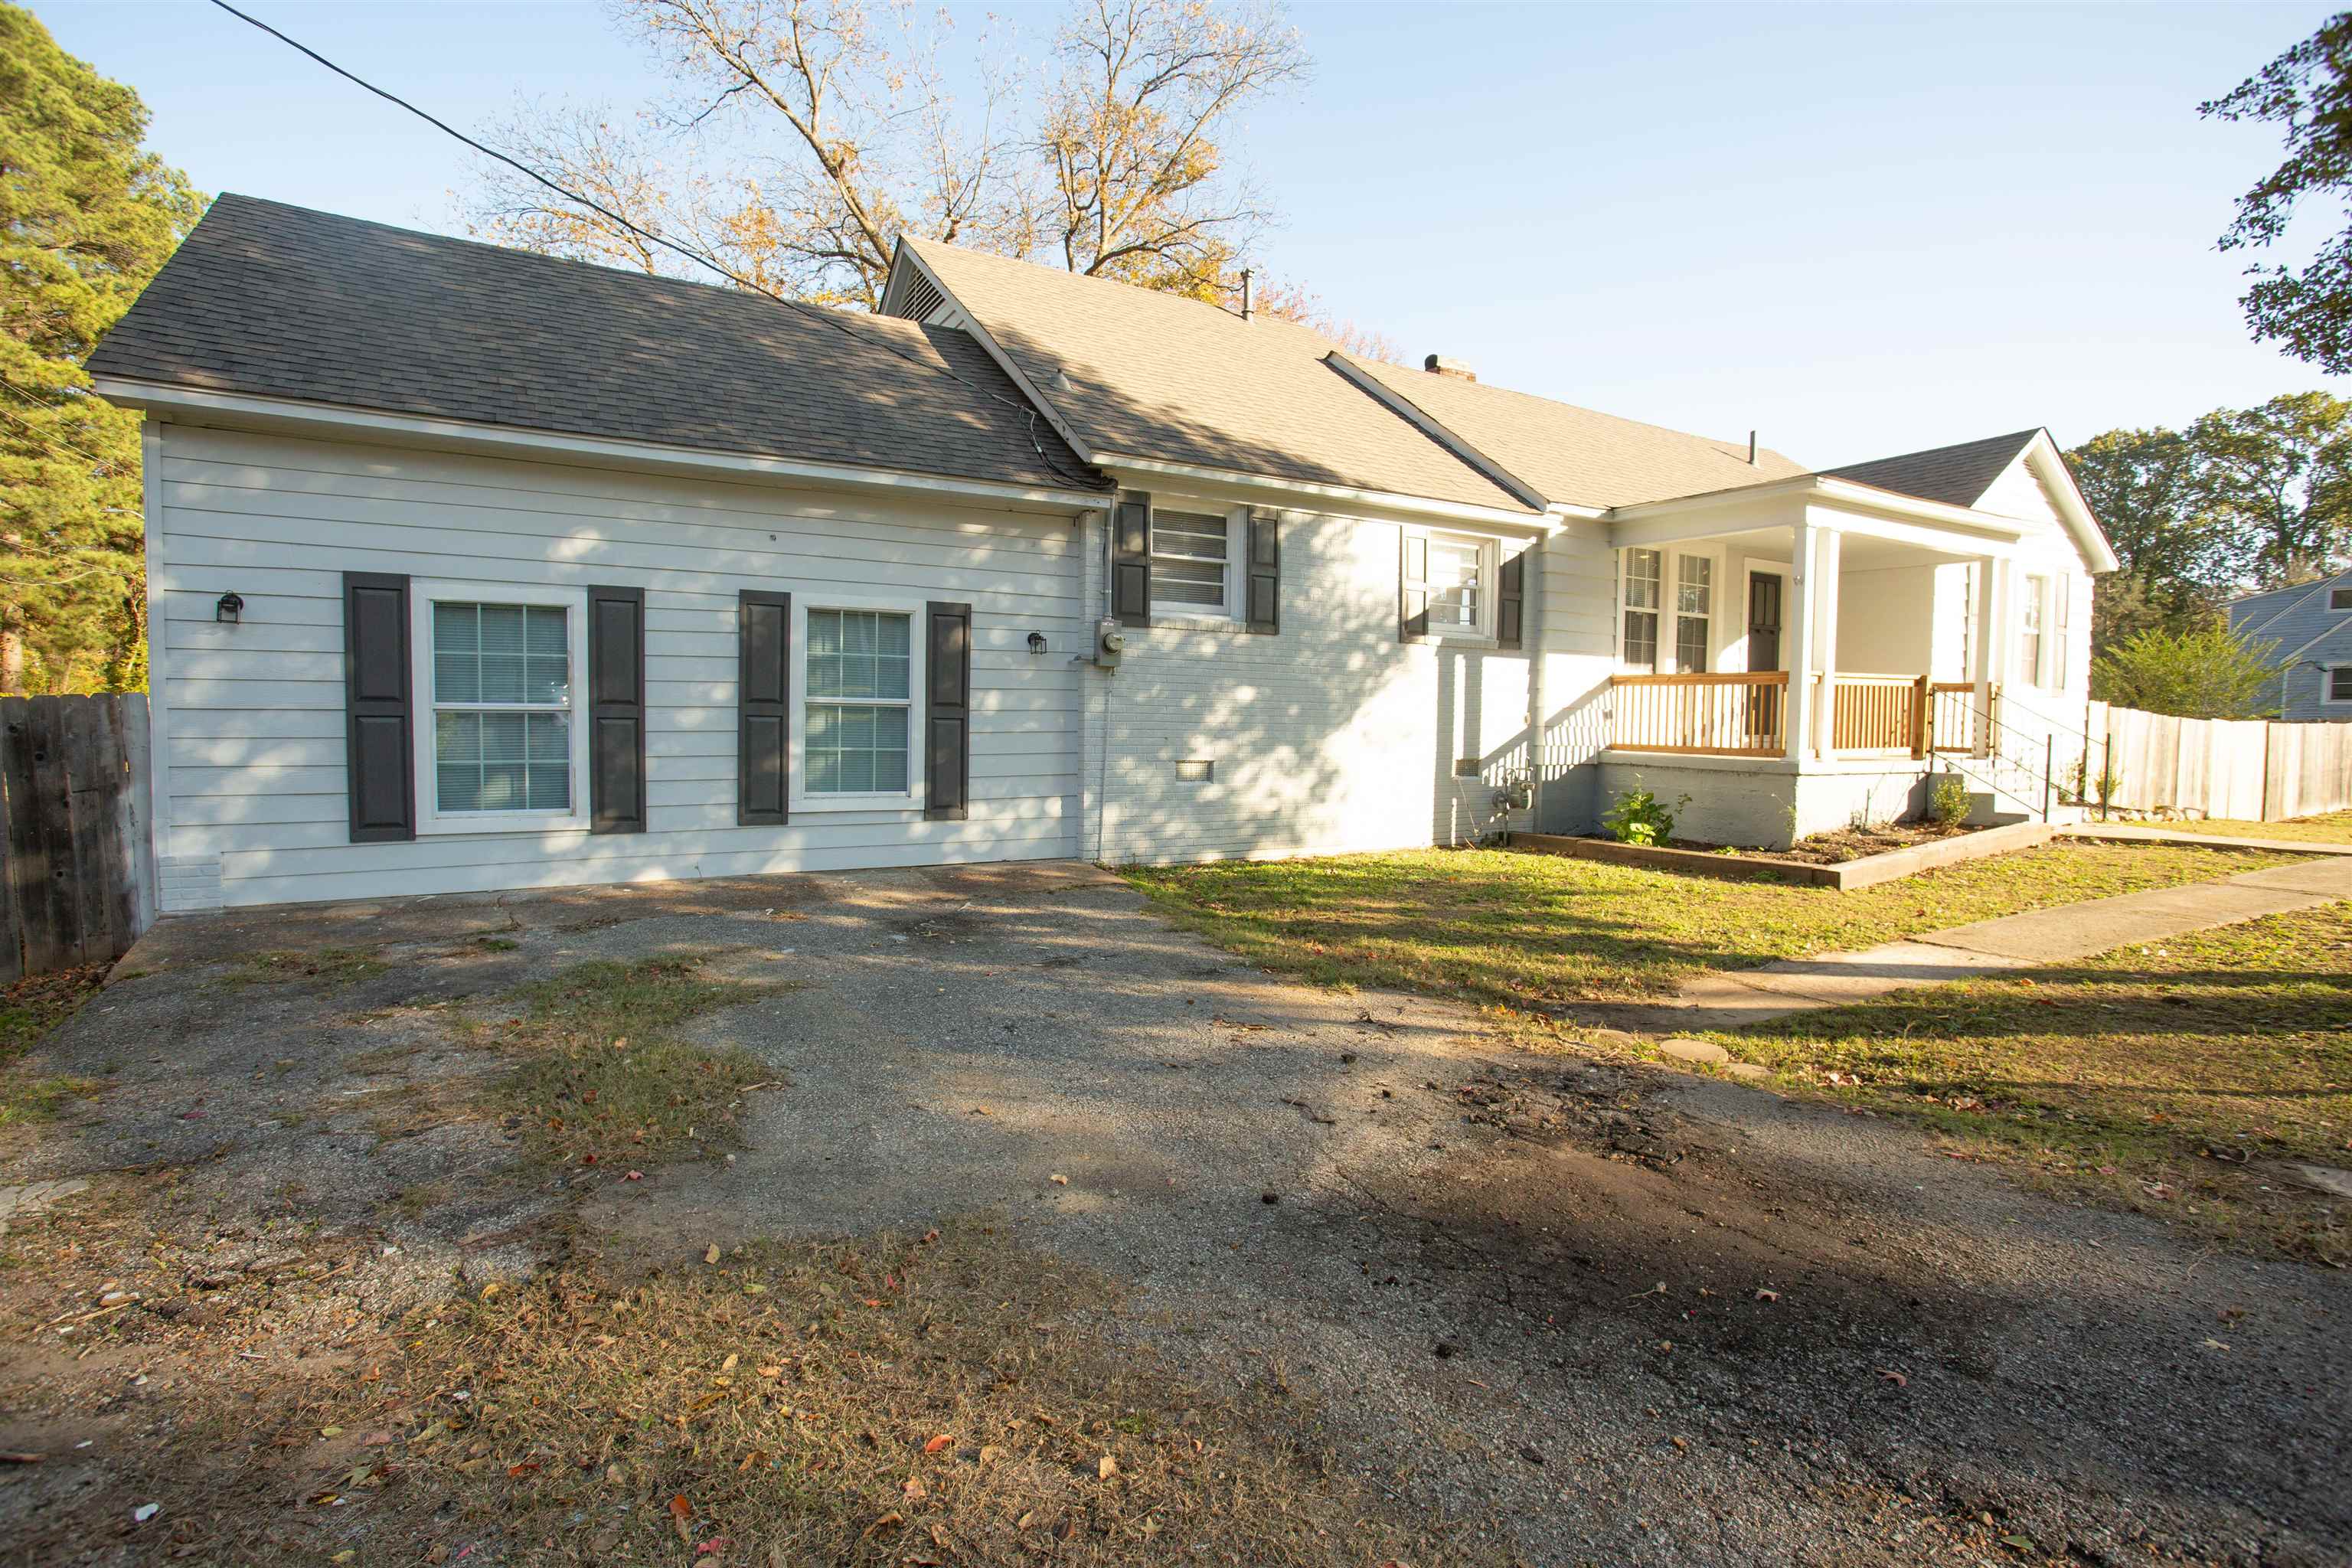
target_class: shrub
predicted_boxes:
[1602,784,1687,847]
[2092,622,2279,718]
[1929,771,1971,826]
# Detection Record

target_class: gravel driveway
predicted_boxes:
[18,861,2350,1566]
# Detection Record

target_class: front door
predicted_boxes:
[1746,573,1785,742]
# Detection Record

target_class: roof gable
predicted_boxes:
[90,195,1097,495]
[1822,430,2040,509]
[887,237,1534,514]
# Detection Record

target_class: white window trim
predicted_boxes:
[2330,586,2352,612]
[1615,545,1720,673]
[1423,529,1498,643]
[2017,573,2049,689]
[1147,502,1248,622]
[2325,663,2352,705]
[789,589,929,815]
[410,579,593,837]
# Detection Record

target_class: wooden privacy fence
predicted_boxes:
[0,694,155,983]
[2085,701,2352,822]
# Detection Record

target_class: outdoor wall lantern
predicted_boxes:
[1027,631,1048,656]
[215,591,244,626]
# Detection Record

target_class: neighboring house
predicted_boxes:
[88,195,2117,911]
[2227,569,2352,722]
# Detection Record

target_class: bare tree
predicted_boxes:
[456,0,1307,309]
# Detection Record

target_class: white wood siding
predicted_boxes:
[149,427,1086,908]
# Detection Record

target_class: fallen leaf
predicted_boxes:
[705,1245,721,1265]
[1050,1174,1069,1185]
[720,1353,739,1374]
[757,1365,782,1378]
[1754,1289,1779,1303]
[132,1503,160,1523]
[694,1539,732,1557]
[624,1171,645,1182]
[920,1229,939,1244]
[669,1493,694,1544]
[1878,1369,1909,1388]
[922,1433,953,1454]
[862,1511,904,1538]
[903,1475,927,1501]
[507,1462,538,1478]
[1098,1455,1119,1481]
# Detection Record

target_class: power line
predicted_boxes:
[201,0,1107,492]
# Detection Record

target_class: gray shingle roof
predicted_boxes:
[1346,356,1808,509]
[896,237,1534,513]
[1822,430,2042,508]
[89,194,1100,494]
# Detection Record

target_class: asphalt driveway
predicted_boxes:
[8,861,2347,1566]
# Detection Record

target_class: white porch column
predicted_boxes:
[1810,528,1842,758]
[1784,518,1815,762]
[1969,555,2009,758]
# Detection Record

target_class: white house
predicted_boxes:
[88,196,2116,911]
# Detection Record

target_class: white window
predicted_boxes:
[411,582,591,835]
[2329,666,2352,704]
[2050,573,2072,688]
[2019,574,2047,686]
[790,596,927,811]
[1150,508,1237,615]
[805,609,913,794]
[1620,547,1662,671]
[1675,554,1713,674]
[1428,533,1486,630]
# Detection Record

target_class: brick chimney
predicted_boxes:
[1423,354,1475,382]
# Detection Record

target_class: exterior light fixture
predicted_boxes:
[1027,631,1048,655]
[215,591,244,626]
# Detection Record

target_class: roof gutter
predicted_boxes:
[95,379,1112,511]
[1093,452,1548,531]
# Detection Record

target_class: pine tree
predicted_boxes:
[1,2,203,691]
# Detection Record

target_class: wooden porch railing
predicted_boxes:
[1609,671,1788,756]
[1828,672,1928,756]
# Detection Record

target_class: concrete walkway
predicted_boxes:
[2060,820,2352,856]
[1634,853,2352,1037]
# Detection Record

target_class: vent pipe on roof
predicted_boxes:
[1748,430,1759,466]
[1424,354,1476,381]
[1240,269,1252,322]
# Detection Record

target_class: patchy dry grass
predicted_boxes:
[2138,809,2352,845]
[486,957,785,1169]
[223,947,391,987]
[0,965,106,1129]
[1707,905,2352,1265]
[0,1211,1475,1566]
[1125,840,2313,1004]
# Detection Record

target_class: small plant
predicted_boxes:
[1602,783,1687,847]
[1929,771,1970,827]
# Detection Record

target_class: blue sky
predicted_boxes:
[34,0,2352,468]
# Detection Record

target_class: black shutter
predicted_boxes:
[1498,547,1527,650]
[1246,512,1280,635]
[1112,493,1151,626]
[737,590,790,825]
[1400,531,1430,642]
[342,571,415,843]
[925,600,972,822]
[587,584,647,835]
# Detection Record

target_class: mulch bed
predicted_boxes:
[1662,819,1978,866]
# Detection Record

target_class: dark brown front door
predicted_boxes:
[1746,573,1784,742]
[1747,573,1783,671]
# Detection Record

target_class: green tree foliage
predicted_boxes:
[2187,391,2352,583]
[2092,623,2282,719]
[0,2,203,692]
[2203,14,2352,373]
[2065,426,2226,648]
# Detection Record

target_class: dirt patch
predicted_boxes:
[1670,818,1979,865]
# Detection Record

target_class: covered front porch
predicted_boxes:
[1599,499,2038,767]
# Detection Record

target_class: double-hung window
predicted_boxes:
[2019,575,2048,686]
[1428,534,1485,631]
[1620,547,1662,671]
[1149,510,1234,615]
[1674,555,1713,673]
[802,607,914,798]
[2329,666,2352,704]
[413,583,590,834]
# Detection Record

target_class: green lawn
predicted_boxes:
[2139,809,2352,845]
[1708,906,2352,1265]
[1124,840,2312,1004]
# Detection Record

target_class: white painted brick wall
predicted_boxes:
[1082,507,1547,866]
[157,854,224,913]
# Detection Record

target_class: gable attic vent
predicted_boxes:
[1424,354,1475,382]
[895,271,946,322]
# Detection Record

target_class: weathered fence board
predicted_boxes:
[0,694,155,982]
[2085,701,2352,822]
